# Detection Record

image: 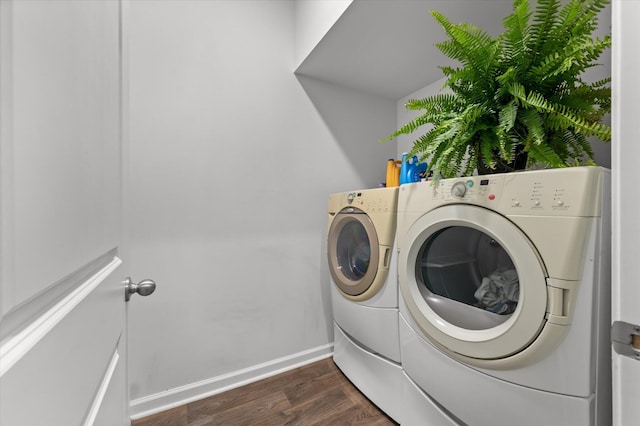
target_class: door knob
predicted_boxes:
[124,277,156,302]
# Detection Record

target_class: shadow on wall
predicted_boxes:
[318,231,333,343]
[295,74,397,346]
[295,74,398,190]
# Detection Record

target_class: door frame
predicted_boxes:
[611,2,640,424]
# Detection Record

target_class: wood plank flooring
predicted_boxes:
[131,357,398,426]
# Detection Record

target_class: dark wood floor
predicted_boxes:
[131,357,397,426]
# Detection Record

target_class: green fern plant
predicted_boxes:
[382,0,611,178]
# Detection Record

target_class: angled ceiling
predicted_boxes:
[295,0,515,100]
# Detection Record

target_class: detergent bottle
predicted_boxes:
[386,159,395,187]
[399,153,411,185]
[400,153,428,185]
[386,159,402,187]
[410,160,428,182]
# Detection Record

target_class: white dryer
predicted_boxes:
[396,167,611,426]
[327,187,402,423]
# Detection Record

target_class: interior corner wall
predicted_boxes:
[126,0,396,415]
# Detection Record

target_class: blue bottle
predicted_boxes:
[410,161,428,182]
[400,153,428,184]
[399,153,411,185]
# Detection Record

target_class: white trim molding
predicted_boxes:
[0,256,123,377]
[85,347,121,426]
[129,343,334,420]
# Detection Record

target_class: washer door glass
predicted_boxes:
[337,220,371,281]
[418,226,519,330]
[328,209,380,296]
[399,205,548,360]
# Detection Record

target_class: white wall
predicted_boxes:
[126,0,396,415]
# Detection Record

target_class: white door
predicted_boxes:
[612,2,640,425]
[0,1,147,425]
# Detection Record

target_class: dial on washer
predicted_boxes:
[451,181,467,198]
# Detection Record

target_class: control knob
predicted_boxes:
[347,193,355,204]
[451,181,467,198]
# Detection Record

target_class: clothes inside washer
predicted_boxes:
[474,268,519,314]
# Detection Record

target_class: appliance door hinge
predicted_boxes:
[611,321,640,361]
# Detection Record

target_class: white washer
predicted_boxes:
[327,187,402,423]
[396,167,611,426]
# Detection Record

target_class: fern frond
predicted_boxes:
[432,10,499,76]
[501,0,531,71]
[529,0,561,59]
[380,112,433,142]
[518,108,545,146]
[560,130,594,161]
[405,93,462,112]
[499,102,518,131]
[526,142,566,168]
[479,133,500,170]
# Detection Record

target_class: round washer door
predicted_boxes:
[399,205,548,360]
[328,208,380,298]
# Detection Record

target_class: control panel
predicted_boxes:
[400,167,605,217]
[429,176,503,208]
[328,187,397,215]
[500,169,602,216]
[349,191,394,213]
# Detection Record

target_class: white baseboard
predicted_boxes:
[129,343,334,420]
